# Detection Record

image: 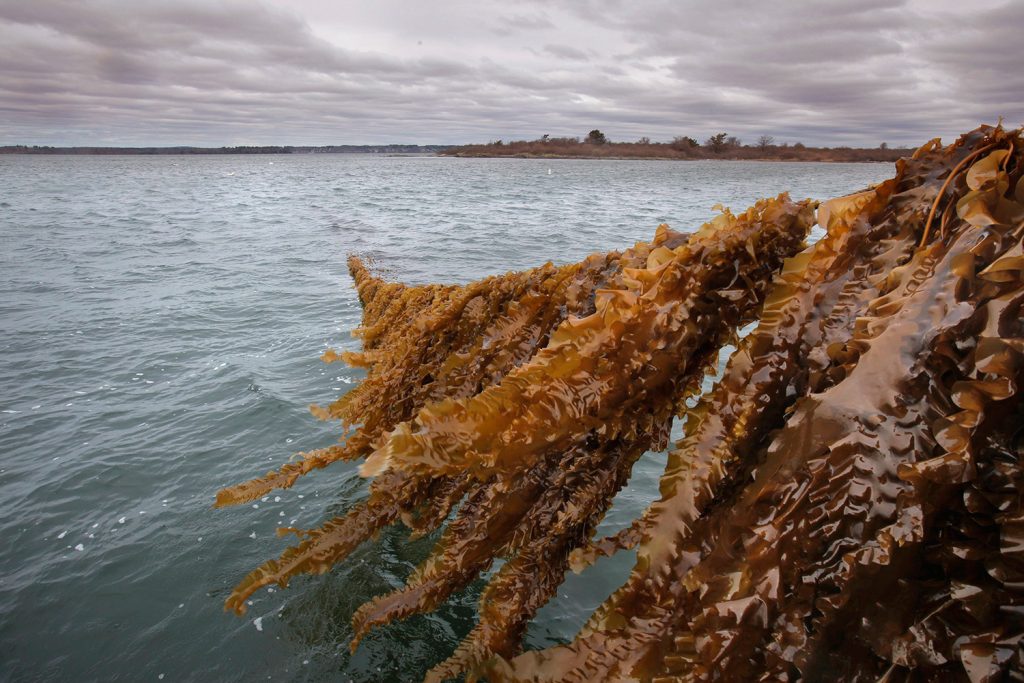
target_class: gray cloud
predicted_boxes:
[542,44,589,61]
[493,12,556,35]
[0,0,1020,146]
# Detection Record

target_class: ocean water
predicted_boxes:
[0,154,894,682]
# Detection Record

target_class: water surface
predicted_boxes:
[0,154,893,681]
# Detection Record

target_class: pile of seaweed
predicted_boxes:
[216,125,1024,681]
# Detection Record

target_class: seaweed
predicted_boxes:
[216,125,1024,681]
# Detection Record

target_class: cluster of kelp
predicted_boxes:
[216,125,1024,681]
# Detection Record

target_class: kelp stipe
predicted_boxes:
[216,125,1024,682]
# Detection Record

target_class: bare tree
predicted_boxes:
[757,135,775,151]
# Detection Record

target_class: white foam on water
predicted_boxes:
[57,530,68,539]
[118,517,126,524]
[253,617,263,632]
[74,544,84,551]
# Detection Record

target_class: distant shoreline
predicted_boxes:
[0,141,911,162]
[440,141,911,163]
[441,152,899,163]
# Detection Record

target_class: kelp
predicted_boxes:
[486,127,1024,681]
[219,194,812,644]
[216,125,1024,681]
[215,225,690,507]
[358,196,812,481]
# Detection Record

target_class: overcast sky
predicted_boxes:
[1,0,1021,147]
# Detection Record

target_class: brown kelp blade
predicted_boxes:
[219,223,696,605]
[361,195,814,480]
[348,194,811,680]
[215,227,690,507]
[487,126,1024,682]
[218,195,811,674]
[218,124,1023,683]
[224,469,427,614]
[569,182,898,575]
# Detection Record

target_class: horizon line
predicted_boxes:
[1,141,914,151]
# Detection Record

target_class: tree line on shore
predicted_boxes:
[440,129,910,162]
[1,133,910,161]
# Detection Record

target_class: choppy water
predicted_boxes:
[0,154,893,682]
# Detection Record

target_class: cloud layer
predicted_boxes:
[1,0,1021,146]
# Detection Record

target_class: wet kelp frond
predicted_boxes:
[567,178,903,574]
[218,194,806,626]
[485,126,1024,681]
[215,225,690,507]
[217,125,1024,682]
[360,196,814,480]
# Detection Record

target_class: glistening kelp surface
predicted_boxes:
[217,125,1024,681]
